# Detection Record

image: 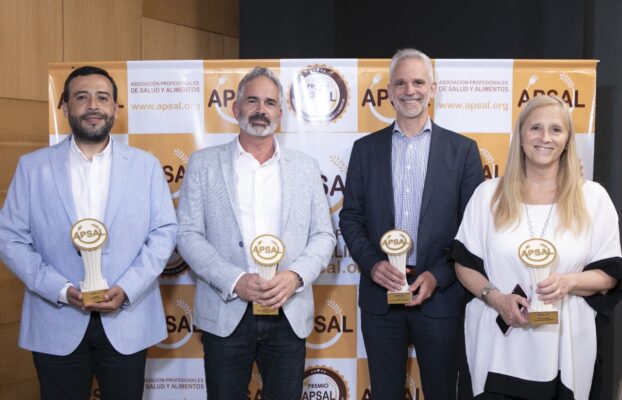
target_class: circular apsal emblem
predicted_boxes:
[161,248,190,278]
[302,366,348,400]
[250,234,285,266]
[518,238,557,267]
[380,229,412,255]
[71,218,108,251]
[289,65,349,123]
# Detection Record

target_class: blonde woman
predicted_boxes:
[452,95,621,400]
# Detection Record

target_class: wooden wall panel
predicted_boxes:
[142,17,226,60]
[0,144,44,190]
[0,323,38,394]
[0,99,48,143]
[0,0,63,101]
[0,379,39,400]
[143,0,239,38]
[223,36,240,59]
[63,0,142,62]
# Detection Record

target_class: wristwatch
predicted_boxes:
[480,283,498,305]
[295,272,304,288]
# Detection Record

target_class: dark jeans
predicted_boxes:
[32,312,147,400]
[202,304,306,400]
[361,305,460,400]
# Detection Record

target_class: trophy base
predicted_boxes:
[82,289,108,305]
[253,303,279,316]
[529,310,558,325]
[387,291,413,305]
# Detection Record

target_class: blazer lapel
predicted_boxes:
[376,126,395,222]
[419,123,444,218]
[103,140,131,228]
[220,140,243,234]
[50,138,77,224]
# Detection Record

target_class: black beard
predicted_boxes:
[68,112,114,144]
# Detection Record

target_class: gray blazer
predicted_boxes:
[176,138,335,338]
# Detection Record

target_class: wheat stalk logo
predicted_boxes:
[329,155,347,174]
[327,299,343,316]
[174,148,189,164]
[480,148,495,168]
[559,73,576,113]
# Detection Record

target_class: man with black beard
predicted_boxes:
[0,66,177,399]
[177,67,335,399]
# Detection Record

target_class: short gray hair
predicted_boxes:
[389,48,434,82]
[236,67,283,106]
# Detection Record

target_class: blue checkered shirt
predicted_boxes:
[392,119,432,265]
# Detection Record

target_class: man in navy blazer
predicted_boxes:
[0,66,177,399]
[340,49,483,400]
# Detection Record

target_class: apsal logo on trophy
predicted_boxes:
[518,239,556,267]
[381,231,411,255]
[72,220,107,249]
[251,236,285,265]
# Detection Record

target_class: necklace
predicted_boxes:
[525,203,554,238]
[518,204,557,268]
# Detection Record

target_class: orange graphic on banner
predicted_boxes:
[463,133,511,180]
[512,60,596,134]
[357,59,393,134]
[148,284,202,358]
[307,285,358,359]
[128,133,199,208]
[204,60,281,134]
[358,59,436,134]
[48,62,128,135]
[356,357,423,400]
[247,363,264,399]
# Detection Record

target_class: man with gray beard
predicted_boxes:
[176,67,335,399]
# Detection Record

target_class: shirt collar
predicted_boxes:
[69,135,113,162]
[236,136,281,165]
[393,118,432,138]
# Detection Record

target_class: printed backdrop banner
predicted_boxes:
[49,59,597,400]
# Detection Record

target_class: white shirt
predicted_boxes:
[236,137,282,271]
[230,137,304,297]
[59,136,113,303]
[69,136,112,221]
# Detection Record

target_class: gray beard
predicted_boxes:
[239,117,278,137]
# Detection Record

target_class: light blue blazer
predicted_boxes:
[177,138,335,338]
[0,137,178,355]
